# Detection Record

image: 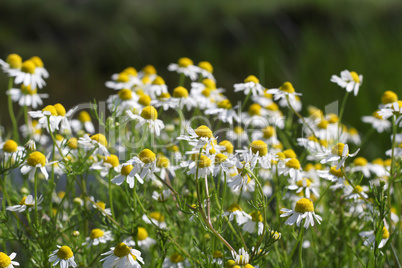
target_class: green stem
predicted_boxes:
[178,73,186,87]
[34,171,39,226]
[240,91,252,112]
[7,78,19,142]
[108,171,115,220]
[338,92,350,140]
[299,226,305,268]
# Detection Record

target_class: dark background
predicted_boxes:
[1,0,401,158]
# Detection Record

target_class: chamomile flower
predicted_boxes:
[107,88,140,116]
[145,76,169,99]
[331,70,363,96]
[350,157,371,178]
[127,227,156,249]
[186,154,214,178]
[71,111,95,134]
[162,252,190,268]
[234,75,264,96]
[48,245,77,268]
[319,143,360,169]
[6,195,43,213]
[231,248,250,266]
[78,133,110,156]
[20,151,52,180]
[211,250,223,265]
[172,86,196,110]
[0,139,25,160]
[367,158,387,177]
[196,61,215,80]
[54,103,77,133]
[29,56,49,78]
[280,158,303,182]
[280,198,322,229]
[126,105,165,136]
[83,229,113,248]
[0,252,19,268]
[151,92,179,111]
[168,57,198,81]
[101,242,144,268]
[152,190,171,202]
[91,198,112,216]
[142,211,167,229]
[29,105,60,132]
[154,155,178,180]
[7,84,48,109]
[343,184,369,201]
[105,70,140,90]
[242,211,264,235]
[8,59,46,89]
[177,125,214,147]
[0,53,22,73]
[112,163,137,188]
[287,178,320,199]
[127,148,157,183]
[378,100,402,126]
[213,153,235,176]
[204,99,240,124]
[252,126,279,146]
[359,226,389,249]
[267,82,302,106]
[362,110,391,133]
[223,203,252,225]
[226,126,248,145]
[91,154,120,177]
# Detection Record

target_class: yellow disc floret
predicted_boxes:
[57,246,74,260]
[3,140,18,153]
[27,151,46,167]
[295,198,314,213]
[137,227,149,240]
[123,67,137,76]
[42,105,58,116]
[198,155,212,168]
[217,99,232,109]
[350,71,360,83]
[21,60,36,74]
[170,252,185,263]
[329,166,344,177]
[121,165,134,176]
[198,61,213,73]
[317,120,329,129]
[173,86,189,98]
[116,72,130,82]
[244,75,259,84]
[381,91,398,104]
[279,82,295,93]
[78,111,91,123]
[331,143,347,156]
[283,149,296,159]
[91,133,108,147]
[382,226,390,239]
[54,103,66,116]
[118,89,132,100]
[138,94,152,106]
[141,106,158,120]
[156,156,170,168]
[178,57,193,67]
[195,125,213,138]
[286,158,301,170]
[250,211,263,222]
[67,138,78,149]
[138,149,156,163]
[90,229,104,239]
[248,103,262,116]
[104,154,119,167]
[354,157,367,166]
[219,140,234,154]
[152,76,165,85]
[149,211,164,222]
[21,85,37,95]
[262,126,275,139]
[30,56,44,67]
[113,242,131,257]
[202,78,216,89]
[227,203,242,212]
[215,153,228,164]
[0,252,11,267]
[296,178,311,187]
[142,65,157,75]
[6,53,22,69]
[250,140,268,156]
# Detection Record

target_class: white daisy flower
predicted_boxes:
[151,92,179,111]
[252,89,273,107]
[350,157,371,178]
[177,125,215,148]
[28,105,61,132]
[162,252,191,268]
[234,75,264,96]
[142,212,167,229]
[0,139,25,161]
[223,203,252,225]
[186,154,214,178]
[48,245,77,268]
[53,104,77,133]
[107,88,140,116]
[211,250,223,266]
[319,143,360,170]
[226,126,249,146]
[287,178,320,199]
[0,53,22,73]
[101,242,144,268]
[105,70,140,90]
[83,229,113,248]
[213,153,235,177]
[267,82,302,107]
[0,251,19,268]
[168,57,199,81]
[347,127,361,145]
[127,149,157,183]
[172,86,197,110]
[317,166,347,190]
[362,110,391,133]
[112,163,137,188]
[78,133,110,156]
[6,195,43,213]
[196,61,215,80]
[231,248,250,266]
[126,106,165,136]
[91,154,120,177]
[367,158,387,177]
[330,70,363,96]
[29,56,49,79]
[154,155,179,181]
[8,59,46,89]
[264,103,285,129]
[241,211,264,235]
[359,226,389,249]
[280,158,303,182]
[251,126,279,146]
[205,99,240,124]
[280,198,322,229]
[91,198,113,216]
[127,227,156,249]
[71,111,95,134]
[20,151,53,180]
[7,84,48,109]
[343,184,369,202]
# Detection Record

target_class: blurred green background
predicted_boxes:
[1,0,401,158]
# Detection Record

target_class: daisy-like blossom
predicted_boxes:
[0,251,19,268]
[362,110,391,133]
[53,103,77,133]
[91,154,120,177]
[145,76,168,99]
[107,88,139,116]
[154,155,178,181]
[127,148,157,183]
[350,157,371,178]
[223,203,252,225]
[6,195,43,213]
[152,190,171,202]
[126,105,165,136]
[20,151,53,180]
[226,160,254,191]
[317,166,347,190]
[213,153,235,177]
[0,53,22,73]
[186,154,214,178]
[204,99,240,124]
[287,178,320,199]
[196,61,215,81]
[168,57,199,81]
[71,111,95,134]
[280,158,303,182]
[101,242,144,268]
[252,89,274,107]
[91,198,112,216]
[171,86,197,110]
[267,82,302,107]
[7,84,48,109]
[211,250,223,265]
[48,245,77,268]
[112,163,137,188]
[359,225,390,249]
[234,75,264,96]
[83,229,113,248]
[0,139,25,160]
[367,158,387,177]
[177,125,215,148]
[142,211,167,229]
[29,56,49,79]
[319,143,360,170]
[29,105,60,132]
[78,133,110,156]
[280,198,322,229]
[330,70,363,96]
[347,127,361,145]
[264,102,285,129]
[343,184,369,201]
[241,103,270,128]
[241,211,264,235]
[162,252,190,268]
[105,68,140,90]
[226,126,249,145]
[127,227,156,249]
[231,248,250,266]
[8,59,46,89]
[151,92,178,111]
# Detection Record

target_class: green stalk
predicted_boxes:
[337,92,350,140]
[240,91,252,112]
[108,170,115,219]
[7,77,19,141]
[299,226,305,268]
[34,171,39,226]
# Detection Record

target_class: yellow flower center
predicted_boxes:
[90,229,104,239]
[42,105,58,116]
[217,99,232,109]
[57,246,74,260]
[381,91,398,105]
[195,125,213,138]
[279,82,295,93]
[237,255,248,265]
[0,252,11,267]
[116,72,130,82]
[266,103,279,111]
[143,65,157,75]
[244,75,259,84]
[114,242,132,258]
[350,71,360,83]
[173,86,189,98]
[141,106,158,120]
[250,211,263,222]
[21,84,37,95]
[227,203,242,212]
[202,88,211,97]
[19,196,34,206]
[286,158,301,170]
[262,126,275,138]
[21,60,36,74]
[170,252,185,263]
[121,165,134,176]
[295,198,314,213]
[138,94,152,106]
[152,76,165,85]
[123,67,137,76]
[67,138,78,149]
[30,56,44,67]
[118,89,132,100]
[225,260,236,268]
[91,133,108,147]
[27,151,46,167]
[138,149,156,163]
[159,92,171,99]
[213,250,223,259]
[149,211,164,222]
[219,140,234,154]
[283,149,296,159]
[96,201,106,210]
[372,158,383,165]
[354,185,363,193]
[78,111,91,122]
[137,227,149,240]
[54,103,66,116]
[329,166,344,177]
[202,78,216,89]
[331,143,347,157]
[248,103,262,116]
[327,114,339,124]
[3,140,18,153]
[233,126,244,134]
[354,157,367,166]
[104,154,119,167]
[215,153,228,164]
[373,110,383,119]
[6,54,22,69]
[178,57,193,67]
[276,152,286,161]
[382,227,389,239]
[198,155,212,168]
[156,156,170,168]
[198,61,213,72]
[296,178,311,187]
[250,140,268,156]
[317,120,329,129]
